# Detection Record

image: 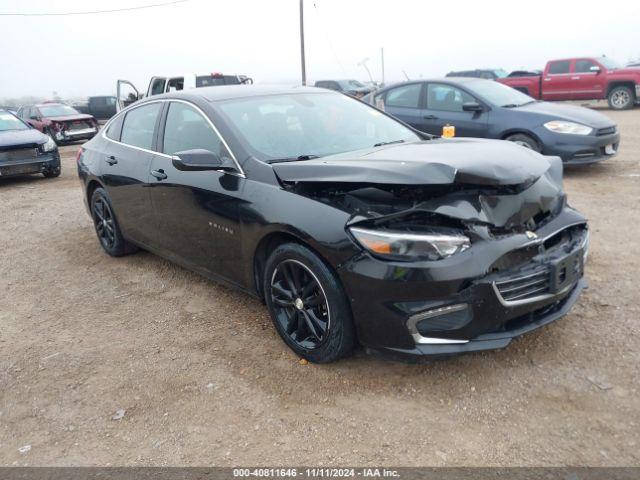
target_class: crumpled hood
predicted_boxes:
[513,101,615,129]
[0,128,48,148]
[272,138,553,187]
[46,114,95,123]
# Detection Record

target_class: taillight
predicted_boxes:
[76,148,84,164]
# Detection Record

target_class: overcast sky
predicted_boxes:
[1,0,639,99]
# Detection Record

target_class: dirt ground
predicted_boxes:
[1,105,639,467]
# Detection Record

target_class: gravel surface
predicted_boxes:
[1,106,639,466]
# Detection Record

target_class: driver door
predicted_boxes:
[148,101,246,285]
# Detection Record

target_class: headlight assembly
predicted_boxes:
[544,120,593,135]
[41,135,57,152]
[349,227,470,261]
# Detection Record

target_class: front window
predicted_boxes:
[465,80,534,107]
[216,92,420,161]
[575,59,598,73]
[426,84,475,112]
[162,102,230,157]
[0,111,29,131]
[38,104,79,117]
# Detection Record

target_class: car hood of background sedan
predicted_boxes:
[0,128,48,148]
[513,101,615,129]
[272,138,554,187]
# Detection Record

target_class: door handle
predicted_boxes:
[423,114,438,120]
[151,169,167,180]
[571,76,580,80]
[105,155,118,165]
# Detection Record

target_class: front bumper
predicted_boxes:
[338,207,588,358]
[536,127,620,165]
[0,150,61,178]
[54,127,97,143]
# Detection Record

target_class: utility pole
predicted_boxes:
[358,58,374,84]
[380,47,385,86]
[299,0,307,86]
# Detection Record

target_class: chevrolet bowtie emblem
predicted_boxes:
[525,231,538,240]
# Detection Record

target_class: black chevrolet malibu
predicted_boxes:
[0,109,60,179]
[363,78,620,166]
[77,86,589,363]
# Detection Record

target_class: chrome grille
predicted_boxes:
[495,267,551,302]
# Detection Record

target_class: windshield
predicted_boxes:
[598,57,621,70]
[216,92,420,161]
[339,80,365,89]
[466,80,535,107]
[38,105,79,117]
[0,111,29,131]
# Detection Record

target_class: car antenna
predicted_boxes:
[402,70,411,81]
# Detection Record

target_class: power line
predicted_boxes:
[0,0,190,16]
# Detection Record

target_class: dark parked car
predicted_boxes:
[446,69,508,80]
[77,86,588,363]
[17,103,98,145]
[363,78,620,165]
[0,109,60,178]
[74,96,118,120]
[314,79,372,98]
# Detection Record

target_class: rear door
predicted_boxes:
[572,59,606,100]
[147,100,245,284]
[101,102,163,247]
[375,82,425,129]
[542,60,575,100]
[419,83,489,137]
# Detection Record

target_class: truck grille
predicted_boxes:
[495,267,551,302]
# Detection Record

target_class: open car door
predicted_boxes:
[116,80,140,112]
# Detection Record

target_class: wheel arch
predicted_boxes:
[500,128,543,146]
[607,81,636,98]
[252,230,341,302]
[86,178,105,206]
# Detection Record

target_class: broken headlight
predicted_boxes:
[349,227,470,261]
[544,120,592,135]
[41,135,57,152]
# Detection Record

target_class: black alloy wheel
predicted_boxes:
[263,243,355,363]
[270,259,330,350]
[92,195,117,251]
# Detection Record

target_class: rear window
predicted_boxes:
[548,61,571,74]
[120,103,161,150]
[196,75,241,87]
[105,114,125,141]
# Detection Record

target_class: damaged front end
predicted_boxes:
[273,140,588,357]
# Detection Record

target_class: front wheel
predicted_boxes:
[505,133,541,152]
[608,86,635,110]
[90,187,138,257]
[263,243,355,363]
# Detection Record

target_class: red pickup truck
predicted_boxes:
[498,57,640,110]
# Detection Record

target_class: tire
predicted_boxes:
[607,86,634,110]
[505,133,541,152]
[263,242,355,363]
[43,165,61,178]
[90,187,138,257]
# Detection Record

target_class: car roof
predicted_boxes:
[146,85,331,103]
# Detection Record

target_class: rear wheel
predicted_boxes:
[607,86,634,110]
[263,243,355,363]
[90,187,138,257]
[505,133,541,152]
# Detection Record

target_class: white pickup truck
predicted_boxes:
[116,72,253,111]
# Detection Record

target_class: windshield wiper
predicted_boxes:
[373,139,405,147]
[501,103,519,108]
[268,154,321,164]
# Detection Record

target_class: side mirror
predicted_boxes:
[171,149,236,172]
[590,66,601,74]
[462,102,483,112]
